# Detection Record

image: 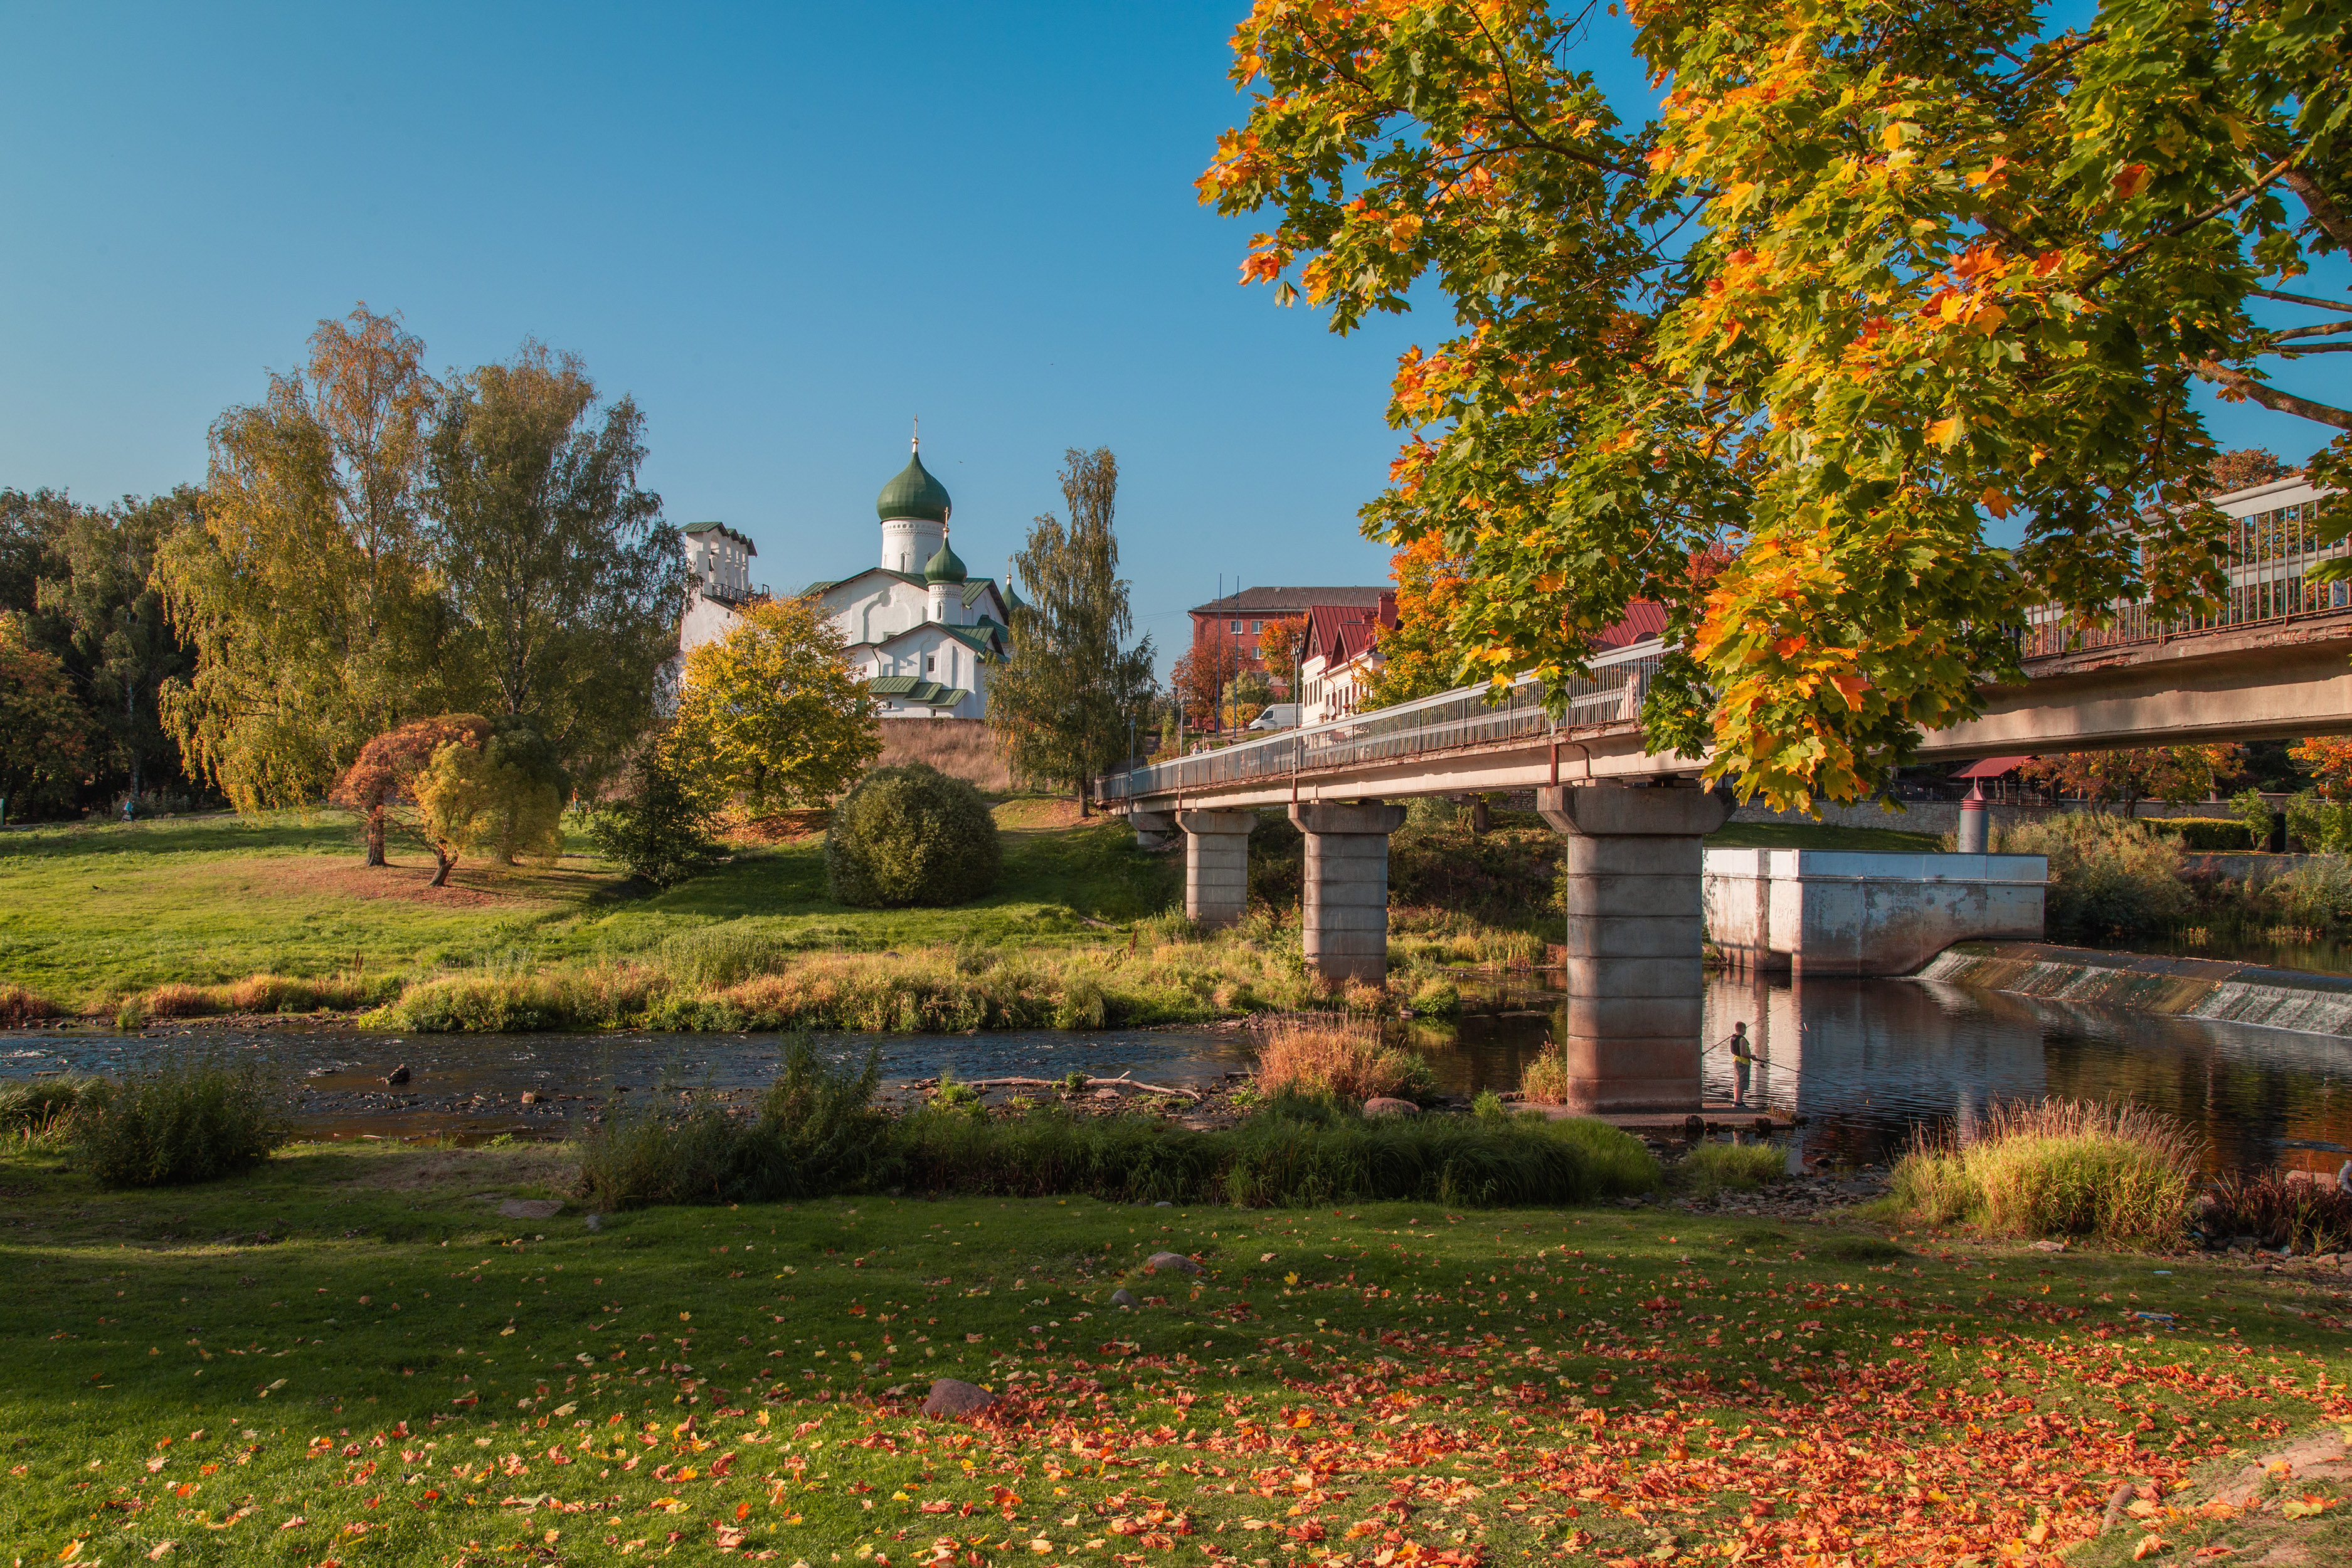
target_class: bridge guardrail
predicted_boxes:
[1098,641,1665,804]
[2021,490,2348,658]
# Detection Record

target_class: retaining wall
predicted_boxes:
[1705,849,2048,977]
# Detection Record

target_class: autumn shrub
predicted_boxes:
[2144,817,2257,852]
[67,1056,293,1187]
[138,973,389,1020]
[1674,1140,1787,1198]
[2200,1170,2352,1256]
[1252,1015,1433,1102]
[1892,1098,2201,1247]
[1991,814,2193,938]
[1517,1049,1573,1106]
[2270,856,2352,929]
[0,983,62,1026]
[824,763,1002,908]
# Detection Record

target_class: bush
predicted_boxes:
[1252,1015,1433,1102]
[1518,1049,1574,1106]
[2147,817,2257,852]
[1993,813,2193,937]
[2288,792,2352,855]
[2271,856,2352,928]
[824,763,1002,908]
[1674,1140,1787,1197]
[1890,1098,2200,1248]
[587,748,720,887]
[68,1056,293,1187]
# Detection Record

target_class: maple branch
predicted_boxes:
[2271,320,2352,341]
[2282,168,2352,250]
[2193,359,2352,431]
[2278,343,2352,354]
[2254,286,2352,313]
[1467,6,1650,181]
[2084,156,2301,287]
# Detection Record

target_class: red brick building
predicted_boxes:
[1187,586,1393,679]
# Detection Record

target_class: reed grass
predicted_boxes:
[2201,1169,2352,1256]
[575,1042,1659,1211]
[0,984,62,1026]
[1892,1098,2201,1247]
[873,718,1017,792]
[1518,1049,1574,1106]
[1251,1014,1434,1102]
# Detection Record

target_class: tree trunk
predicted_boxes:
[366,805,387,867]
[429,841,456,888]
[1470,796,1490,835]
[1077,781,1091,819]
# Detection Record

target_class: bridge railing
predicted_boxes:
[2020,491,2348,658]
[1097,640,1665,803]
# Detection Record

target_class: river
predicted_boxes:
[5,970,2350,1176]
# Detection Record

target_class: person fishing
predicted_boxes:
[1722,1020,1755,1106]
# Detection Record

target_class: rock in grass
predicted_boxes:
[1111,1288,1138,1308]
[923,1379,995,1419]
[1362,1097,1418,1118]
[499,1199,564,1219]
[2030,1239,2066,1252]
[1145,1251,1202,1276]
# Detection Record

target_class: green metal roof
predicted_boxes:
[866,676,969,708]
[680,520,756,554]
[876,449,952,524]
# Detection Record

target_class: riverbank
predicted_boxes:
[6,1138,2351,1566]
[1920,941,2352,1037]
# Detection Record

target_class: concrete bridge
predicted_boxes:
[1094,566,2352,1112]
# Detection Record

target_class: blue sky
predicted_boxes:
[1,2,2338,674]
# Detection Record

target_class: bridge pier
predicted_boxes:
[1178,810,1255,926]
[1539,783,1732,1111]
[1291,800,1409,983]
[1128,810,1180,852]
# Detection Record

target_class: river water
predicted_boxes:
[5,970,2351,1177]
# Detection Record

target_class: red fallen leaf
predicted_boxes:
[1286,1522,1327,1542]
[919,1501,952,1513]
[715,1525,748,1550]
[710,1452,736,1478]
[735,1503,751,1522]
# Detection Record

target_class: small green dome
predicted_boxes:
[876,448,953,524]
[924,536,968,585]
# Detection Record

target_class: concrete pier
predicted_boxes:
[1539,783,1731,1111]
[1291,800,1408,982]
[1178,809,1254,926]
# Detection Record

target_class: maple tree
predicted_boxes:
[329,713,563,884]
[0,625,92,820]
[1203,0,2352,807]
[1172,631,1251,733]
[1255,615,1308,695]
[2015,744,2242,814]
[2289,735,2352,798]
[668,596,881,812]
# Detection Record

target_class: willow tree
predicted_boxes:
[154,305,446,811]
[1202,0,2352,808]
[987,447,1158,800]
[424,342,682,783]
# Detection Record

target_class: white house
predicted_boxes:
[675,440,1014,720]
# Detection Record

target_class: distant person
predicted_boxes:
[1722,1021,1755,1107]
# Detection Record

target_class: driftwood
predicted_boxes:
[902,1071,1201,1103]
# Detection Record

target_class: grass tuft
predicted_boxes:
[1891,1097,2201,1248]
[1252,1014,1433,1102]
[1674,1140,1788,1197]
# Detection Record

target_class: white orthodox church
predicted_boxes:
[675,440,1014,721]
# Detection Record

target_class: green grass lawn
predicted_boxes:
[0,808,1179,1013]
[5,1142,2349,1565]
[1706,820,1946,853]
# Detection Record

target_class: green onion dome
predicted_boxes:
[923,537,968,584]
[876,449,953,524]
